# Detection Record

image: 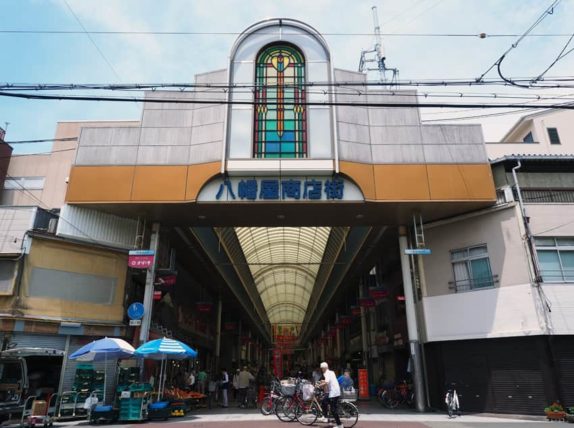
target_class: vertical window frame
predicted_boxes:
[449,244,495,292]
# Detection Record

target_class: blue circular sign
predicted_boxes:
[127,302,145,320]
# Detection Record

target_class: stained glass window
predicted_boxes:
[254,44,307,158]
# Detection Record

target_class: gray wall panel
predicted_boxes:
[423,144,488,163]
[136,145,191,165]
[371,144,425,163]
[338,141,372,163]
[139,127,192,146]
[370,125,422,145]
[189,142,222,164]
[141,110,193,128]
[76,146,137,165]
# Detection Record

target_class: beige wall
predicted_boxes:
[0,236,128,323]
[487,110,574,160]
[423,205,531,297]
[2,121,139,208]
[527,204,574,237]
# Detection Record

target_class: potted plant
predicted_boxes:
[545,402,566,421]
[566,406,574,423]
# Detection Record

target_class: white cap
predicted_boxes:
[320,362,328,369]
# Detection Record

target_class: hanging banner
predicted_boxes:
[128,250,155,269]
[359,298,376,308]
[358,369,369,400]
[368,287,389,300]
[272,348,283,378]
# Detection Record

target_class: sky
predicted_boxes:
[1,0,574,153]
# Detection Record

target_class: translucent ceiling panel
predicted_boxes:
[235,227,330,325]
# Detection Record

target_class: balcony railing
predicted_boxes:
[448,275,499,293]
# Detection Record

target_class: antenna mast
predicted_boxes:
[359,5,399,85]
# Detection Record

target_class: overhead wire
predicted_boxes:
[62,0,122,82]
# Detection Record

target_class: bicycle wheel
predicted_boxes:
[338,401,359,428]
[380,390,399,409]
[260,394,274,415]
[295,401,319,426]
[275,396,297,422]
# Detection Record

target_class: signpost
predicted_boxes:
[358,368,370,400]
[404,248,431,255]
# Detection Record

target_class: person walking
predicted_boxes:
[317,362,342,428]
[220,368,229,408]
[197,368,208,394]
[238,366,255,408]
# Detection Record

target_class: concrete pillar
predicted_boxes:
[139,222,161,345]
[215,298,222,370]
[398,226,426,412]
[359,285,369,369]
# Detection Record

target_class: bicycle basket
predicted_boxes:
[341,388,357,402]
[281,384,296,397]
[302,383,315,401]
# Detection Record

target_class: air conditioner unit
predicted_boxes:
[47,218,58,234]
[503,186,515,203]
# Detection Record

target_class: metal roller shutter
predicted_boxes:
[8,333,66,350]
[61,337,119,402]
[554,339,574,406]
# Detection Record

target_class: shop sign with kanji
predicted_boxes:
[197,175,364,202]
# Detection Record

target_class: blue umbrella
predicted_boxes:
[134,337,197,360]
[70,337,135,403]
[134,338,197,399]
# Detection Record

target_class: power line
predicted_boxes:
[62,0,122,82]
[6,137,77,144]
[477,0,562,84]
[2,90,574,110]
[0,30,572,37]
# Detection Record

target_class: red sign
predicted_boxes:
[272,348,283,378]
[196,302,213,313]
[351,306,361,316]
[369,287,389,299]
[153,291,162,301]
[156,274,177,286]
[340,316,353,326]
[224,322,237,331]
[359,298,376,308]
[128,250,155,269]
[358,369,369,399]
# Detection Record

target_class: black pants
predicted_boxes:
[321,396,341,425]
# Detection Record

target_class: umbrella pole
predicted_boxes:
[104,353,107,404]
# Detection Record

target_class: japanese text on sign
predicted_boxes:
[216,177,345,201]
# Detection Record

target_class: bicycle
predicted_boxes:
[295,384,359,428]
[377,380,414,409]
[260,379,283,415]
[274,379,306,422]
[445,382,461,418]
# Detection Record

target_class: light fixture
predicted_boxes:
[277,214,285,220]
[355,214,365,219]
[198,215,207,220]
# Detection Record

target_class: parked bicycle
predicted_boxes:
[445,382,461,418]
[295,383,359,428]
[274,379,305,422]
[260,378,283,416]
[377,380,414,409]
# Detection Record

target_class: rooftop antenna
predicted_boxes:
[359,5,399,86]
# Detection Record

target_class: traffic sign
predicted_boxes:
[127,302,145,320]
[129,319,142,327]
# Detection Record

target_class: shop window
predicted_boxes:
[547,127,561,145]
[535,237,574,282]
[253,43,307,158]
[522,132,534,144]
[449,245,496,292]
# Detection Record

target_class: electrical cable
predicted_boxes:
[62,0,122,82]
[2,90,574,110]
[477,0,561,84]
[533,31,574,82]
[5,137,77,144]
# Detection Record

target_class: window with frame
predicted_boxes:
[3,177,45,190]
[522,132,534,144]
[547,127,561,145]
[450,245,495,292]
[535,237,574,282]
[253,43,307,158]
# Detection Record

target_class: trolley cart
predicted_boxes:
[57,391,78,419]
[20,396,54,428]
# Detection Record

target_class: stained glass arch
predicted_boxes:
[253,43,307,158]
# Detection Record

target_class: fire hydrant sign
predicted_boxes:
[128,250,155,269]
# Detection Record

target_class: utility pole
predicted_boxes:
[139,222,161,345]
[358,5,399,85]
[398,225,426,412]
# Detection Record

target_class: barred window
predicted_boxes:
[450,245,495,292]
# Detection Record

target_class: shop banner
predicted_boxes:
[128,250,155,269]
[368,287,389,299]
[272,348,283,378]
[358,369,369,400]
[156,274,177,286]
[359,298,376,308]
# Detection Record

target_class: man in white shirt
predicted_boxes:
[317,362,342,428]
